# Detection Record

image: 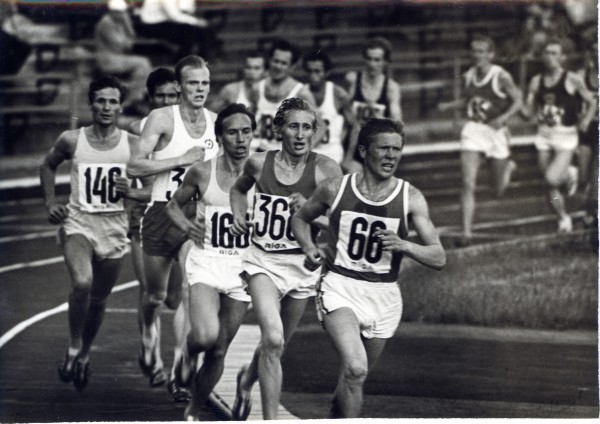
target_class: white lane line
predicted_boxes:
[0,256,64,274]
[0,174,69,190]
[0,231,55,244]
[0,280,139,349]
[0,212,47,223]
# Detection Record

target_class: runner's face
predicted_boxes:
[361,132,403,180]
[304,60,326,87]
[471,40,494,67]
[243,57,266,83]
[542,44,564,70]
[278,110,315,157]
[150,82,179,109]
[178,66,210,108]
[269,49,293,81]
[364,48,386,75]
[90,87,122,126]
[219,113,253,160]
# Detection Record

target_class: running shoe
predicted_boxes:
[558,215,573,233]
[168,377,191,403]
[73,357,89,391]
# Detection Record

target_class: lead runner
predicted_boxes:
[291,118,446,418]
[229,97,342,420]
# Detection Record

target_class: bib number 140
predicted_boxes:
[83,166,122,204]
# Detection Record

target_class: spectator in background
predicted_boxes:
[94,0,151,115]
[138,0,217,61]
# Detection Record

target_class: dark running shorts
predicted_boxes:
[127,200,147,241]
[141,201,195,257]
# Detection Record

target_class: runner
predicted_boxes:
[302,49,359,170]
[209,51,266,112]
[290,118,446,418]
[124,67,190,400]
[438,34,522,245]
[252,39,318,152]
[165,104,256,420]
[523,38,595,232]
[229,98,342,419]
[344,37,402,172]
[40,76,132,391]
[127,55,219,392]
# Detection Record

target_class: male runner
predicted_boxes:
[165,104,256,420]
[230,98,342,419]
[252,39,318,152]
[122,68,189,399]
[41,76,131,391]
[523,38,595,232]
[302,49,359,169]
[438,35,522,245]
[345,37,402,171]
[127,55,219,391]
[574,40,598,225]
[291,118,446,418]
[209,51,266,112]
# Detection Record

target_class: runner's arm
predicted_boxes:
[488,71,523,129]
[387,80,402,121]
[39,131,75,224]
[230,154,262,236]
[127,109,206,178]
[291,177,340,267]
[166,163,207,244]
[569,73,596,132]
[521,75,540,119]
[374,185,446,270]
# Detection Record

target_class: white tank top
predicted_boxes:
[69,127,130,213]
[311,81,345,163]
[254,79,303,151]
[150,105,218,203]
[235,81,252,108]
[195,157,254,256]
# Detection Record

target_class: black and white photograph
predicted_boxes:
[0,0,598,421]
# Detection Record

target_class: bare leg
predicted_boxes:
[538,149,575,230]
[62,234,94,354]
[489,157,516,198]
[185,284,248,419]
[460,150,482,241]
[78,257,123,360]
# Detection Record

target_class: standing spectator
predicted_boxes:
[138,0,217,61]
[523,38,596,233]
[94,0,151,115]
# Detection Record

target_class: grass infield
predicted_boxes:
[399,229,598,330]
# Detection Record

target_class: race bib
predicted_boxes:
[252,193,299,251]
[352,101,386,124]
[203,205,251,257]
[334,210,400,274]
[467,96,492,122]
[257,113,275,142]
[164,166,188,201]
[78,163,126,213]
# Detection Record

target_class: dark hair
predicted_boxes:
[146,68,176,96]
[268,39,300,64]
[471,34,496,53]
[273,98,317,133]
[543,37,569,54]
[363,37,393,61]
[174,55,208,82]
[303,49,332,72]
[215,103,257,137]
[87,75,125,104]
[357,118,405,150]
[246,50,266,63]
